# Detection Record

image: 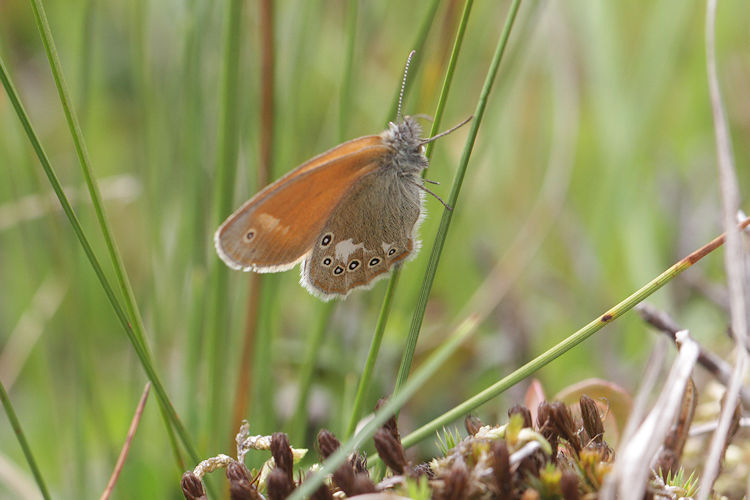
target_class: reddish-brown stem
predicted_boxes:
[682,217,750,265]
[230,0,275,445]
[100,383,151,500]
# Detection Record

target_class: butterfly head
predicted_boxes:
[382,115,428,175]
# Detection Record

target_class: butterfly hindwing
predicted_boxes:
[301,168,423,299]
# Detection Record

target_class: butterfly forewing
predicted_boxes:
[215,141,390,272]
[285,135,383,178]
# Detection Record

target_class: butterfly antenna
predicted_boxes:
[419,115,473,145]
[398,50,416,123]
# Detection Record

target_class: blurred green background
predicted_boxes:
[1,0,748,497]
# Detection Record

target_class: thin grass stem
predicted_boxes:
[287,0,360,448]
[250,277,280,437]
[28,0,150,368]
[393,0,521,395]
[390,218,750,452]
[0,53,200,464]
[344,0,456,441]
[0,377,51,500]
[230,274,263,438]
[26,0,192,467]
[423,0,474,159]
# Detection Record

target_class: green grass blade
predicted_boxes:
[28,0,150,362]
[185,269,207,434]
[396,220,750,449]
[0,52,200,465]
[346,0,465,439]
[26,0,196,466]
[76,0,95,122]
[393,0,522,394]
[0,378,51,500]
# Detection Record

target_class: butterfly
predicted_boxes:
[214,115,451,300]
[214,51,468,300]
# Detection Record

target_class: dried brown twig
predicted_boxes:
[700,0,750,497]
[603,332,699,500]
[636,303,750,408]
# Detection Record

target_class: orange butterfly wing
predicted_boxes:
[215,136,389,272]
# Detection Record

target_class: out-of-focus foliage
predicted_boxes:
[0,0,747,497]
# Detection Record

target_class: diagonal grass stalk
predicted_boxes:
[100,383,151,500]
[26,0,191,466]
[28,0,150,366]
[0,377,51,500]
[389,218,750,452]
[393,0,522,394]
[0,53,200,464]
